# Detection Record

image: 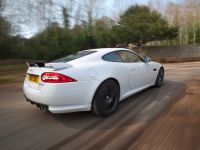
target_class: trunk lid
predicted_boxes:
[26,62,73,88]
[27,62,72,71]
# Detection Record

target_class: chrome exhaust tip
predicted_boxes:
[38,105,48,112]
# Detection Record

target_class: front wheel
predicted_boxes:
[92,80,120,117]
[154,67,164,88]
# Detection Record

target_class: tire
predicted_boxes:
[92,79,120,117]
[154,67,164,88]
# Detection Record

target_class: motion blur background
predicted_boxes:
[0,0,199,62]
[1,1,200,150]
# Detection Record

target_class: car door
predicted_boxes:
[118,50,153,91]
[133,61,155,87]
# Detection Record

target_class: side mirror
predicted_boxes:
[144,56,151,63]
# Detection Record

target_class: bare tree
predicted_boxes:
[184,0,200,44]
[165,0,200,45]
[148,0,162,12]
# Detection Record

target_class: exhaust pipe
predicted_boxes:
[41,106,48,112]
[24,96,49,112]
[37,104,48,112]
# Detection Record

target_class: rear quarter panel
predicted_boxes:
[57,61,129,102]
[85,62,129,101]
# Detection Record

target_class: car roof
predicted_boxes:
[85,48,130,55]
[65,48,130,64]
[67,47,144,65]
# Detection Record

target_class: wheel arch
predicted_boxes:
[91,78,121,105]
[160,66,164,70]
[159,66,165,75]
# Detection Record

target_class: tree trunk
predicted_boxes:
[193,24,196,44]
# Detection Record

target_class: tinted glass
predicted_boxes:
[118,51,143,63]
[53,51,96,62]
[102,52,122,62]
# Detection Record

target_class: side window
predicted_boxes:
[118,51,143,63]
[102,52,122,62]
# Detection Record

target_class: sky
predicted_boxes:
[106,0,183,16]
[3,0,184,38]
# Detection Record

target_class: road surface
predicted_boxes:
[0,62,200,150]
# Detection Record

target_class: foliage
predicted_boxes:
[113,5,178,45]
[0,4,180,60]
[20,23,88,60]
[165,0,200,45]
[94,17,115,48]
[0,14,12,59]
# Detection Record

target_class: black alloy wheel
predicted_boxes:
[92,80,120,117]
[155,67,164,87]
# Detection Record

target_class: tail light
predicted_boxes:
[41,72,77,83]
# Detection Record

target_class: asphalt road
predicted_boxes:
[0,61,200,150]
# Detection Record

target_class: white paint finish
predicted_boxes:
[87,68,97,78]
[23,48,162,114]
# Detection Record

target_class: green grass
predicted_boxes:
[0,64,27,84]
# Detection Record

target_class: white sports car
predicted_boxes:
[23,48,164,116]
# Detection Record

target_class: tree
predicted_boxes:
[0,0,13,59]
[62,7,70,28]
[94,17,115,47]
[166,0,200,45]
[114,5,178,45]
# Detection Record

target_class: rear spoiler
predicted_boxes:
[26,62,72,70]
[26,62,45,67]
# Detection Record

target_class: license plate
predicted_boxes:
[28,74,39,83]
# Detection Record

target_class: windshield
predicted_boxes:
[53,51,96,63]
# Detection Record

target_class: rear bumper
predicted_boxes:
[23,79,97,113]
[25,96,91,113]
[48,105,91,113]
[25,96,49,112]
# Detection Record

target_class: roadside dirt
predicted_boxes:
[1,62,200,150]
[130,78,200,150]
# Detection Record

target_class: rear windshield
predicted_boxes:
[53,51,96,62]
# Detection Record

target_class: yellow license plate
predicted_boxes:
[28,74,39,83]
